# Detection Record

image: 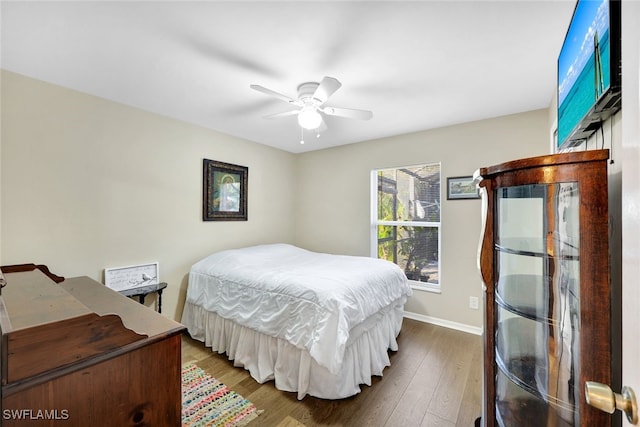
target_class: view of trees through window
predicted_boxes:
[375,164,440,285]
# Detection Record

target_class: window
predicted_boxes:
[371,163,441,290]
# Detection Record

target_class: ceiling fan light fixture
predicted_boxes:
[251,77,372,140]
[297,106,322,130]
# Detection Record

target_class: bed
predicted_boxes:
[180,243,412,399]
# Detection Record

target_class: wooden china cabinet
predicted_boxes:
[475,150,611,426]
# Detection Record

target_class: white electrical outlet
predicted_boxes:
[469,296,479,310]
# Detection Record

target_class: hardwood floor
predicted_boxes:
[181,318,482,427]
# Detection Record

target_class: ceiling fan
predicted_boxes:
[250,76,373,135]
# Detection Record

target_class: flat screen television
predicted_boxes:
[557,0,621,151]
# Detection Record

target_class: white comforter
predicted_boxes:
[186,244,412,374]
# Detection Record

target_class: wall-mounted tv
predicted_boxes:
[557,0,621,151]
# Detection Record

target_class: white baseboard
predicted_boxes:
[403,311,483,336]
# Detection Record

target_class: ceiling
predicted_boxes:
[1,1,576,154]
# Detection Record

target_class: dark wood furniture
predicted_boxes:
[119,282,168,313]
[0,265,186,426]
[475,150,611,426]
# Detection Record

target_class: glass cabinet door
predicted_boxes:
[494,182,580,427]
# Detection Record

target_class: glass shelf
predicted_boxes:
[495,313,579,414]
[496,274,579,323]
[495,237,579,260]
[496,274,549,321]
[495,316,548,401]
[496,369,576,427]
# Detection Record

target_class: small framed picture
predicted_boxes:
[203,159,248,221]
[447,176,480,200]
[104,262,159,292]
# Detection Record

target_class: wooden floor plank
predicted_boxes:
[385,327,455,426]
[420,413,457,427]
[276,415,309,427]
[245,381,303,426]
[427,331,480,422]
[181,318,482,427]
[456,341,483,425]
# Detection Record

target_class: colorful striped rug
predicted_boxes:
[182,362,261,427]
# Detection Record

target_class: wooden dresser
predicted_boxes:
[0,265,186,426]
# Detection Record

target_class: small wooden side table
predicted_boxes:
[118,282,168,313]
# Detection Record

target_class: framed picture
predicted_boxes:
[447,176,480,200]
[203,159,248,221]
[104,262,159,292]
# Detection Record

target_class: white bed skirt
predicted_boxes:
[181,299,406,400]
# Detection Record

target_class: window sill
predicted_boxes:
[408,280,441,294]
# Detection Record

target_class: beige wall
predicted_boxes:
[0,71,296,320]
[1,71,552,330]
[294,110,550,329]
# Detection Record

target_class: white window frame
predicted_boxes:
[370,164,442,293]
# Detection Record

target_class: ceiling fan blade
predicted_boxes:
[263,109,301,119]
[313,76,342,104]
[322,106,373,121]
[318,117,328,133]
[250,84,298,104]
